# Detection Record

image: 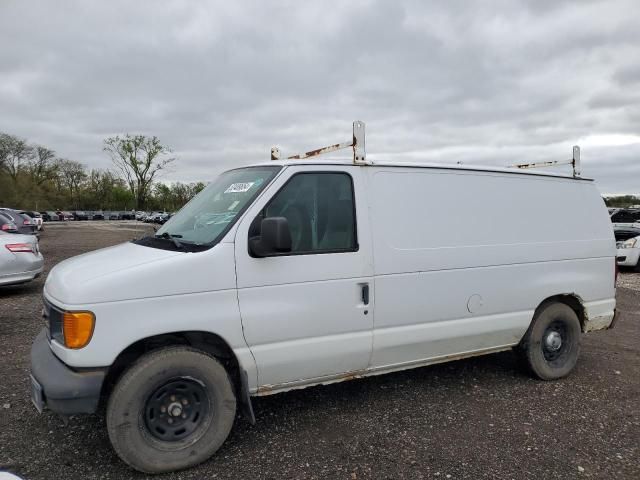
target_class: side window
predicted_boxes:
[262,172,357,254]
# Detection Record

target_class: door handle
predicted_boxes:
[361,284,370,306]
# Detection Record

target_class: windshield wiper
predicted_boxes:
[154,232,184,249]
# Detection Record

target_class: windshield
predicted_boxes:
[154,166,280,247]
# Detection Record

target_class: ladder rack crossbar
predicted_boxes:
[285,141,353,160]
[509,146,581,178]
[271,121,366,164]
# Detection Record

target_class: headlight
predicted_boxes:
[621,237,638,249]
[62,311,95,349]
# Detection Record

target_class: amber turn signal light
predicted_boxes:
[62,311,95,349]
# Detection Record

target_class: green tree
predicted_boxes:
[103,134,174,210]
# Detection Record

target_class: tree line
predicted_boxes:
[603,195,640,208]
[0,132,205,212]
[4,130,635,212]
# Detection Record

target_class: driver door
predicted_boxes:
[234,165,374,390]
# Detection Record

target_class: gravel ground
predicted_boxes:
[1,223,639,480]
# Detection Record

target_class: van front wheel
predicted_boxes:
[517,303,581,380]
[106,347,236,473]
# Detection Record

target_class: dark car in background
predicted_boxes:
[73,211,90,221]
[56,211,74,221]
[0,212,19,233]
[120,211,135,220]
[0,209,37,235]
[610,208,640,223]
[41,211,60,221]
[91,211,105,220]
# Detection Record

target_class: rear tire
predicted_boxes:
[106,346,236,473]
[517,303,581,380]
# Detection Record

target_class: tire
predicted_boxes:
[517,303,581,380]
[106,347,236,473]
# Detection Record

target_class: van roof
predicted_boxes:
[249,159,593,181]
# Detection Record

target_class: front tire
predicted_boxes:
[106,347,236,473]
[517,303,581,380]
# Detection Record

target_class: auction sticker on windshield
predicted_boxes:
[225,182,254,193]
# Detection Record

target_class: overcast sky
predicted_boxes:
[1,0,639,194]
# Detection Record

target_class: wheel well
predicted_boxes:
[534,294,587,332]
[100,331,242,409]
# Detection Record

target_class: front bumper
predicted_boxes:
[0,265,43,286]
[30,328,107,415]
[616,247,640,267]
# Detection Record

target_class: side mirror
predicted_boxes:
[249,216,292,257]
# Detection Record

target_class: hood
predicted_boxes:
[44,241,237,306]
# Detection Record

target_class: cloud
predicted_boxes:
[0,0,639,193]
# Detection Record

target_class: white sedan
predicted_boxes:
[614,226,640,271]
[0,231,44,286]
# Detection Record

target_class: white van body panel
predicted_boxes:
[234,165,374,390]
[366,167,615,369]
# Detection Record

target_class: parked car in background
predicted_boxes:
[106,211,120,220]
[157,212,171,224]
[56,211,74,221]
[610,208,640,223]
[143,212,159,222]
[120,211,135,220]
[0,213,19,233]
[92,211,105,220]
[146,211,169,223]
[19,211,43,231]
[73,211,90,221]
[614,225,640,271]
[41,211,60,222]
[0,209,37,235]
[0,230,44,286]
[135,211,148,221]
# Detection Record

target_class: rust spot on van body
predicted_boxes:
[256,369,367,396]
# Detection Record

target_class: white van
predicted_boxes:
[30,137,617,473]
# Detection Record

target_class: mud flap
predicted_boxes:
[240,369,256,425]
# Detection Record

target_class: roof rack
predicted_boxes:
[270,122,582,178]
[509,146,581,178]
[271,120,367,164]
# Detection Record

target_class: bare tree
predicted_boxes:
[57,159,87,209]
[26,146,58,185]
[0,132,33,182]
[103,134,174,210]
[0,133,8,171]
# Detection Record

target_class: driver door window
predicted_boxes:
[260,172,357,254]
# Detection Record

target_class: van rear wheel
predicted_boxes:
[106,346,236,473]
[517,303,581,380]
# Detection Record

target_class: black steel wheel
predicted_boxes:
[517,302,581,380]
[541,320,569,363]
[107,347,236,473]
[144,378,210,442]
